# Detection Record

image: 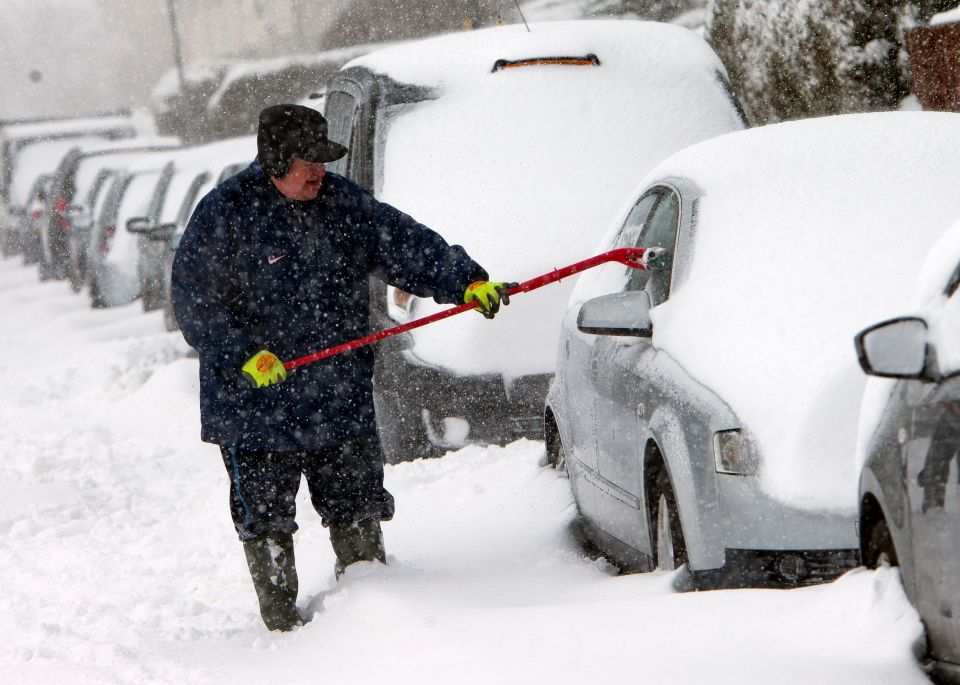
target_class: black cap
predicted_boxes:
[257,104,348,178]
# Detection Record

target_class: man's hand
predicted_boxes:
[242,349,288,388]
[464,281,518,319]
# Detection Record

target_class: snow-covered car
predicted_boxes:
[324,20,746,462]
[64,167,118,292]
[545,111,960,588]
[87,165,164,308]
[855,218,960,680]
[0,111,147,255]
[42,137,179,281]
[126,136,256,314]
[3,136,108,257]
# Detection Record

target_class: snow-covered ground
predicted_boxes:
[0,258,933,684]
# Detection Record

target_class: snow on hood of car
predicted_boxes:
[623,112,960,512]
[349,20,745,378]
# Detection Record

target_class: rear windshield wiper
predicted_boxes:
[491,54,601,73]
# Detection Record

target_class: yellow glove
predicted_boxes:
[464,281,517,319]
[241,349,288,388]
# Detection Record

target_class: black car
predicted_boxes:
[856,238,960,682]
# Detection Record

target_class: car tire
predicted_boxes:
[68,249,86,293]
[374,388,437,464]
[89,272,106,308]
[142,284,163,312]
[163,297,179,331]
[648,463,688,571]
[545,423,569,477]
[864,518,899,568]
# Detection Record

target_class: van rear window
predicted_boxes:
[491,54,600,73]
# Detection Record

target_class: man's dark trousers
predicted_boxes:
[220,437,395,541]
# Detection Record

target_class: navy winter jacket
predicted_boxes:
[172,161,487,451]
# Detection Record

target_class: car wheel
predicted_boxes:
[163,297,179,331]
[553,441,568,474]
[864,519,899,568]
[89,272,106,308]
[648,464,688,571]
[68,248,86,293]
[545,426,569,477]
[374,388,437,464]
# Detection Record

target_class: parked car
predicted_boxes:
[0,110,150,255]
[42,137,179,281]
[128,136,256,312]
[856,218,960,682]
[11,173,52,264]
[3,136,108,256]
[544,111,960,588]
[324,20,747,462]
[64,167,118,291]
[87,167,163,307]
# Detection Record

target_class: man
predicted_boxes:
[172,104,512,631]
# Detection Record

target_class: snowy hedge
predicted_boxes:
[706,0,960,125]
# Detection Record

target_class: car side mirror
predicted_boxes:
[126,217,153,234]
[577,290,653,337]
[855,317,931,379]
[144,222,176,241]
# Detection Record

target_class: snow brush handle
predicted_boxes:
[283,246,659,371]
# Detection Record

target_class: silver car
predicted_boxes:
[856,221,960,681]
[546,111,960,588]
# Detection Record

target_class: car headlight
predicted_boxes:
[386,285,417,322]
[713,429,757,475]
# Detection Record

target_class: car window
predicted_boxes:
[615,192,658,250]
[83,169,113,208]
[325,90,358,177]
[569,193,659,300]
[626,188,680,306]
[174,172,211,227]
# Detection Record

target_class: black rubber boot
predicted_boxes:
[329,519,386,580]
[242,532,301,631]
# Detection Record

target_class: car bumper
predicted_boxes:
[690,547,861,589]
[374,340,550,447]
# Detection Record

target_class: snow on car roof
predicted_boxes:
[165,135,255,171]
[1,114,136,142]
[205,47,375,113]
[627,111,960,512]
[9,136,107,206]
[348,20,744,378]
[157,137,256,223]
[71,140,179,205]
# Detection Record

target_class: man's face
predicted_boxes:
[272,158,326,201]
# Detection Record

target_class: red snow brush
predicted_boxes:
[283,246,662,372]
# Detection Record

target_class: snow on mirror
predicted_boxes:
[857,317,928,378]
[577,290,652,337]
